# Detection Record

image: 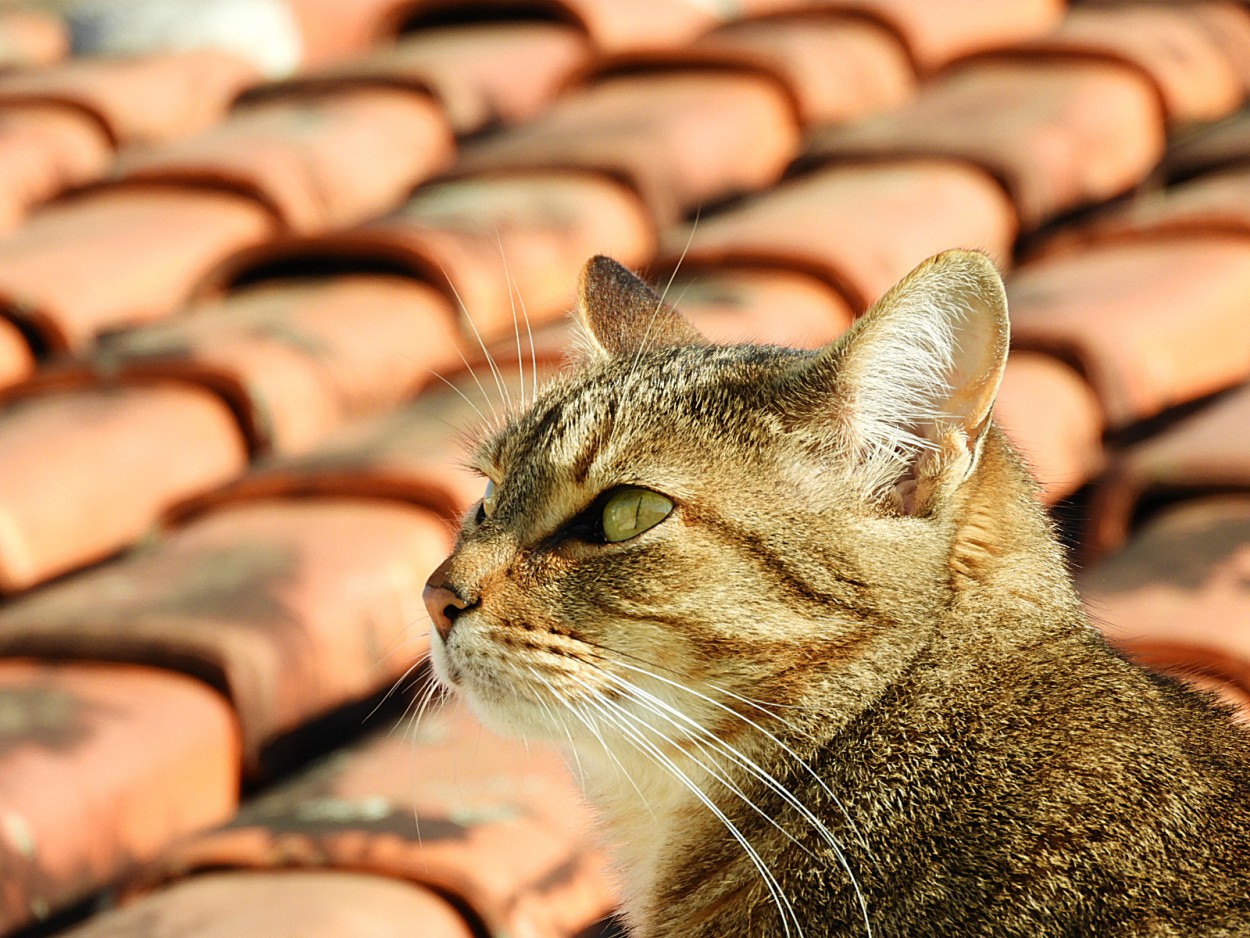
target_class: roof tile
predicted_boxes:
[254,22,593,136]
[0,315,34,391]
[1007,235,1250,428]
[0,50,261,148]
[994,352,1105,504]
[0,384,246,593]
[0,660,238,934]
[283,0,418,66]
[0,187,276,353]
[213,171,656,342]
[1164,107,1250,180]
[457,70,800,225]
[805,58,1166,230]
[0,9,68,69]
[89,275,461,457]
[1011,3,1250,125]
[128,695,615,938]
[1088,381,1250,558]
[0,498,450,765]
[112,88,454,233]
[1081,495,1250,720]
[63,871,474,938]
[666,159,1016,311]
[822,0,1063,73]
[0,104,112,233]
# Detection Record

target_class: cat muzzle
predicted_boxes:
[423,560,474,640]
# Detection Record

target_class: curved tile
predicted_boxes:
[128,695,615,938]
[90,275,461,457]
[0,660,238,934]
[0,499,451,765]
[0,384,247,593]
[0,316,34,392]
[113,88,454,233]
[63,871,474,938]
[664,159,1015,312]
[0,187,276,354]
[457,69,800,225]
[0,9,69,68]
[0,49,260,147]
[805,57,1166,230]
[1007,234,1250,428]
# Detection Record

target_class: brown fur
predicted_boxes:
[426,252,1250,937]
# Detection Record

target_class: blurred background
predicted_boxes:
[1,0,1249,935]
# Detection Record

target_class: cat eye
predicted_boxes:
[480,479,499,519]
[601,487,673,543]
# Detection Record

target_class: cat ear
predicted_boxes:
[795,249,1010,514]
[573,255,707,358]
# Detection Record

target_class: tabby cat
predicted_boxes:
[424,251,1250,937]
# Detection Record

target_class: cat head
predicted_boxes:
[425,251,1011,744]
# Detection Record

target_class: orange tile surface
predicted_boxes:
[0,1,1246,933]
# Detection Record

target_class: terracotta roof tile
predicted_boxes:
[1081,495,1250,720]
[112,87,454,233]
[0,9,68,69]
[88,275,461,457]
[212,171,655,342]
[805,57,1166,230]
[0,659,238,934]
[821,0,1063,72]
[1088,382,1250,558]
[1007,235,1250,428]
[127,695,614,938]
[0,314,34,390]
[0,498,450,766]
[0,104,112,233]
[666,159,1016,311]
[0,49,261,148]
[0,187,276,353]
[0,384,246,593]
[62,871,475,938]
[1164,107,1250,180]
[1010,2,1250,125]
[457,69,801,225]
[256,21,593,136]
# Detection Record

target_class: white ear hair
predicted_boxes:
[826,250,1010,511]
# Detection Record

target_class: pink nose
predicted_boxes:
[423,564,473,640]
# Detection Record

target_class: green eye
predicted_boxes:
[602,488,673,543]
[481,479,499,518]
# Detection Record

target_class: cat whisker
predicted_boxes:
[494,229,528,409]
[369,648,433,725]
[629,211,699,380]
[423,367,492,428]
[569,677,803,938]
[438,260,513,415]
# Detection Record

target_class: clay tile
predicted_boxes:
[112,88,454,234]
[0,499,451,766]
[283,0,417,66]
[0,384,247,593]
[0,659,238,934]
[0,187,275,354]
[90,275,462,457]
[804,58,1166,231]
[63,872,474,938]
[1007,234,1250,429]
[249,22,592,136]
[1006,2,1249,126]
[688,13,915,127]
[993,352,1104,504]
[1087,381,1250,559]
[0,9,68,69]
[0,315,33,390]
[822,0,1063,73]
[129,695,616,938]
[0,50,261,148]
[208,171,655,344]
[1080,495,1250,717]
[0,104,112,233]
[1164,109,1250,180]
[670,266,855,347]
[663,159,1015,312]
[456,70,801,226]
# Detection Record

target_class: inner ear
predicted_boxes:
[575,256,707,358]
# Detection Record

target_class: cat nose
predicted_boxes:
[423,563,474,640]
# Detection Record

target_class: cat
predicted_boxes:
[424,250,1250,937]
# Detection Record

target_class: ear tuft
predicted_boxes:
[794,250,1010,513]
[574,255,706,358]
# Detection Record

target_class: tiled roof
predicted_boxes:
[1,1,1249,934]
